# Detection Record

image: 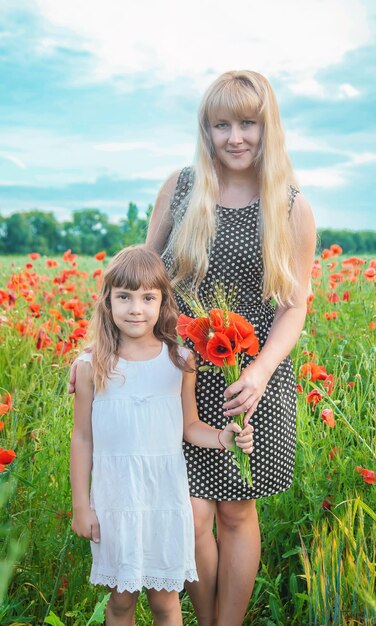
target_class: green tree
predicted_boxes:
[2,213,33,253]
[61,209,110,254]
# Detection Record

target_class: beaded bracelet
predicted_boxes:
[216,429,226,454]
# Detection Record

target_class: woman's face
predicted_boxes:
[209,109,262,172]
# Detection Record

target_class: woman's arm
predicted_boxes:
[182,354,253,452]
[145,170,180,253]
[70,360,100,543]
[223,194,316,421]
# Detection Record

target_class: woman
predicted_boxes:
[146,70,316,626]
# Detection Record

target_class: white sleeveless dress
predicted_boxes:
[76,344,198,593]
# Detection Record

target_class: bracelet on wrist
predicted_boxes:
[216,429,226,454]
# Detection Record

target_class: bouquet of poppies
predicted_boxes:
[177,289,259,487]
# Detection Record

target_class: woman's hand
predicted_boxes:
[72,506,100,543]
[68,347,92,394]
[223,362,270,423]
[221,422,254,454]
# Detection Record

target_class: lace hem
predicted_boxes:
[90,570,199,593]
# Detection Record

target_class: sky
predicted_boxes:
[0,0,375,230]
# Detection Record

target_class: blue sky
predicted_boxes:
[0,0,375,230]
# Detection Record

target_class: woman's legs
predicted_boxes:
[216,499,261,626]
[184,497,218,626]
[105,588,139,626]
[147,589,183,626]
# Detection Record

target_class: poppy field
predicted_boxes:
[0,245,375,625]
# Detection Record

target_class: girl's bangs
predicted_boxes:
[206,80,263,122]
[106,250,166,292]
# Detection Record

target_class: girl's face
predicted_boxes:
[110,286,163,341]
[209,109,261,173]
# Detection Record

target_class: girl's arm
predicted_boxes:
[70,360,100,543]
[223,194,316,420]
[145,170,180,253]
[182,354,254,452]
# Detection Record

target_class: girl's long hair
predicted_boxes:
[89,245,187,391]
[168,70,299,305]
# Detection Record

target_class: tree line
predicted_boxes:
[0,206,375,256]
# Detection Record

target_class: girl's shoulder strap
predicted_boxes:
[169,166,195,222]
[75,351,92,365]
[288,185,300,215]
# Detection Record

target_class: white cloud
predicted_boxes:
[1,126,193,185]
[338,83,360,98]
[0,153,27,169]
[289,79,326,98]
[345,151,376,166]
[34,0,370,87]
[289,79,361,100]
[296,168,346,188]
[94,140,195,159]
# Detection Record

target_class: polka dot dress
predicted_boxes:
[163,167,298,500]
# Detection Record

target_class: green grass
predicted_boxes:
[0,252,375,625]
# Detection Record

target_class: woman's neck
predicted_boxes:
[217,167,259,209]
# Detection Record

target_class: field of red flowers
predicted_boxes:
[0,245,375,625]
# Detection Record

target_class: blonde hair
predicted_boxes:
[89,245,186,391]
[169,70,299,305]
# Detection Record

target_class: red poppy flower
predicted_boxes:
[363,267,376,280]
[306,389,323,407]
[327,292,339,303]
[228,312,259,355]
[209,309,225,332]
[36,328,52,350]
[46,259,59,268]
[0,392,13,416]
[177,314,195,340]
[322,495,334,510]
[322,249,335,259]
[62,249,78,264]
[322,374,335,396]
[69,327,87,343]
[29,253,40,260]
[55,340,74,355]
[29,303,41,318]
[321,408,336,428]
[299,362,328,381]
[95,251,106,261]
[0,448,16,464]
[324,311,339,320]
[206,331,236,367]
[356,466,376,485]
[296,384,303,393]
[342,257,365,266]
[93,268,102,279]
[49,308,65,321]
[177,315,212,360]
[342,290,350,301]
[329,447,340,460]
[330,244,342,256]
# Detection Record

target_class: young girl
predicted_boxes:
[70,245,253,626]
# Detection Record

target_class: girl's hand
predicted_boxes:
[223,362,269,423]
[72,507,100,543]
[221,422,254,454]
